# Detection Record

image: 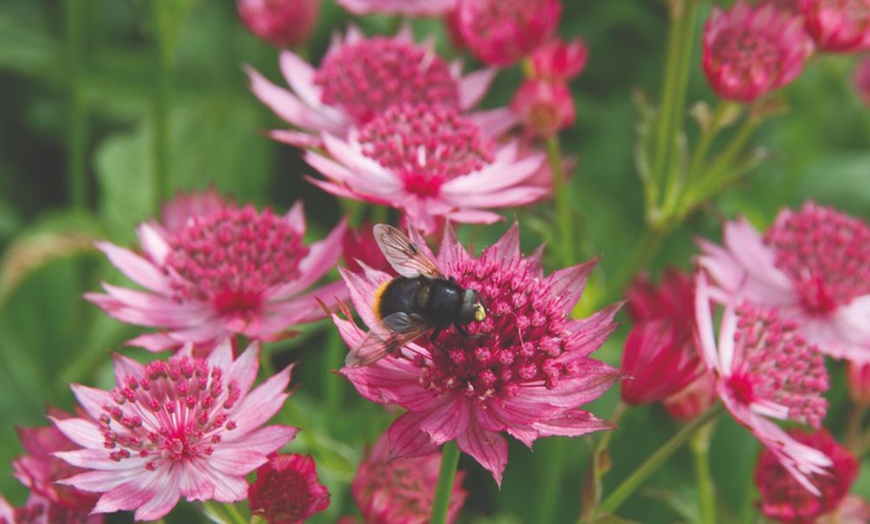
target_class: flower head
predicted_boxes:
[695,273,831,493]
[338,0,456,16]
[237,0,321,48]
[305,103,549,234]
[756,429,859,522]
[249,454,331,524]
[697,202,870,362]
[351,432,467,524]
[52,339,298,521]
[86,191,346,352]
[620,269,704,405]
[457,0,562,66]
[801,0,870,52]
[12,408,100,513]
[702,2,813,101]
[335,224,620,483]
[530,37,589,82]
[510,79,576,139]
[247,25,510,149]
[854,54,870,106]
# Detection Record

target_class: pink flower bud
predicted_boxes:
[847,359,870,405]
[854,54,870,106]
[661,372,718,422]
[457,0,562,66]
[238,0,320,48]
[531,38,589,82]
[249,454,331,523]
[510,79,575,138]
[801,0,870,53]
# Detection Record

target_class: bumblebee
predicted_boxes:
[345,224,487,367]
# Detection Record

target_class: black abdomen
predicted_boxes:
[377,276,464,328]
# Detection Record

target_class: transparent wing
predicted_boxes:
[373,224,444,279]
[345,312,431,367]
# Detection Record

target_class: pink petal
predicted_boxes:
[136,223,171,265]
[459,67,497,110]
[418,395,470,444]
[51,417,105,450]
[269,129,323,148]
[94,242,172,295]
[228,368,292,433]
[388,410,440,459]
[456,416,508,485]
[531,410,614,438]
[547,258,598,313]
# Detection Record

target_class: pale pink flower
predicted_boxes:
[306,103,549,234]
[456,0,562,66]
[702,2,813,101]
[695,273,831,493]
[531,37,589,82]
[246,25,512,149]
[511,79,576,139]
[351,432,467,524]
[335,224,620,483]
[338,0,456,16]
[801,0,870,52]
[756,429,862,523]
[12,408,100,513]
[248,454,331,524]
[53,339,298,521]
[0,492,102,524]
[697,202,870,363]
[86,191,346,352]
[237,0,320,48]
[854,54,870,106]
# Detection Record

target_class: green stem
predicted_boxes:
[546,135,577,266]
[537,438,568,524]
[202,501,248,524]
[581,402,628,518]
[324,327,344,427]
[607,227,667,302]
[430,441,461,524]
[151,3,172,214]
[65,0,88,209]
[691,420,717,524]
[598,403,724,516]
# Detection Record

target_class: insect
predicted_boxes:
[345,224,487,367]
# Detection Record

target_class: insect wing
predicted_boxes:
[345,312,431,367]
[373,224,444,279]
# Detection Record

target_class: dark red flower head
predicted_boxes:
[249,454,331,524]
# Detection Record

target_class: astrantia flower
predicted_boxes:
[237,0,320,48]
[343,221,394,275]
[306,103,549,234]
[338,0,456,16]
[457,0,562,66]
[801,0,870,52]
[510,79,576,139]
[620,269,704,406]
[352,432,467,524]
[756,429,859,522]
[855,54,870,106]
[702,2,813,101]
[53,339,298,521]
[662,371,718,422]
[697,202,870,362]
[335,224,620,483]
[12,408,100,512]
[86,191,346,352]
[0,492,103,524]
[695,273,831,493]
[247,25,510,149]
[249,454,330,524]
[530,37,589,82]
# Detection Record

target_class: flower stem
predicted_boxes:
[65,0,88,209]
[691,419,717,524]
[430,440,460,524]
[537,437,568,524]
[580,402,628,520]
[597,403,724,516]
[202,501,248,524]
[546,135,577,266]
[324,327,344,428]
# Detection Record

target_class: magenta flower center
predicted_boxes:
[469,0,541,40]
[729,303,828,427]
[413,250,574,402]
[358,460,432,517]
[99,357,241,470]
[357,104,495,197]
[765,203,870,314]
[314,38,460,125]
[711,26,781,85]
[165,205,309,315]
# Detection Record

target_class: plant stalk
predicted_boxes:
[430,440,461,524]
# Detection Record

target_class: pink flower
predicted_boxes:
[695,273,831,493]
[246,25,512,149]
[351,432,467,524]
[801,0,870,52]
[756,429,862,523]
[237,0,320,48]
[12,408,100,512]
[661,371,718,422]
[702,2,813,101]
[338,0,456,16]
[456,0,562,66]
[0,492,103,524]
[510,79,576,139]
[249,454,331,524]
[53,339,298,521]
[620,269,704,406]
[305,103,549,234]
[854,54,870,106]
[697,202,870,362]
[343,221,395,275]
[334,224,620,484]
[86,191,346,352]
[531,38,589,82]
